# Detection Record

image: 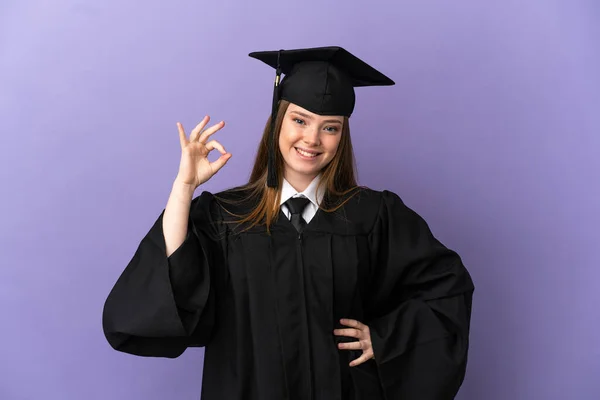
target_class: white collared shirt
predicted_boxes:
[280,175,324,223]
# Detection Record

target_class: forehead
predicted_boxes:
[286,103,344,122]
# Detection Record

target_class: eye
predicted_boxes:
[294,118,305,125]
[324,126,339,133]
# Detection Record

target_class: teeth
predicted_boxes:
[296,148,318,158]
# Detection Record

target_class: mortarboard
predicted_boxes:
[249,46,395,188]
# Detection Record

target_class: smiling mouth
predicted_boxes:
[295,147,322,158]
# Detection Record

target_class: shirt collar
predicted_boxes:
[280,174,323,208]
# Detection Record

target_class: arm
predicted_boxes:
[102,191,223,358]
[163,180,196,257]
[102,118,231,358]
[367,191,474,399]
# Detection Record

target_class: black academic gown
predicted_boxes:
[102,188,474,400]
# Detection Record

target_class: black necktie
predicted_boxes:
[284,197,311,232]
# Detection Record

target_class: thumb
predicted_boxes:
[210,153,232,174]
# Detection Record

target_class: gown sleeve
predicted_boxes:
[366,190,475,399]
[102,191,225,358]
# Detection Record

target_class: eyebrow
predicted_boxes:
[290,110,343,124]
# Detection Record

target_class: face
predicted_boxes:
[279,103,344,186]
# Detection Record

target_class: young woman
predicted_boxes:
[102,46,475,400]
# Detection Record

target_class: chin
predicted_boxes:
[291,165,321,177]
[283,159,321,177]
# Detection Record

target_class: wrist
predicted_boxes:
[172,179,197,198]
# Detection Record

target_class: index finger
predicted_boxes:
[340,319,366,330]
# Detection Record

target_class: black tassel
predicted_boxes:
[267,50,282,188]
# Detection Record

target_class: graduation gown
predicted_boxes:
[102,188,474,399]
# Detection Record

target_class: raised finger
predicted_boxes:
[340,319,366,331]
[333,328,361,339]
[205,139,227,155]
[198,120,225,143]
[190,116,210,142]
[349,350,375,367]
[177,122,187,149]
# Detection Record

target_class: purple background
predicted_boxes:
[1,0,599,399]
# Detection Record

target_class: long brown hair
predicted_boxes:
[216,100,361,231]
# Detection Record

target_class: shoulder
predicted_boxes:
[333,186,408,231]
[187,187,258,233]
[340,186,405,211]
[212,186,259,217]
[188,191,221,223]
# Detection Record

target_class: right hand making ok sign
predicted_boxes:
[175,116,232,189]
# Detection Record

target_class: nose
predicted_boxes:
[302,126,320,146]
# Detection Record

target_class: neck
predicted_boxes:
[283,170,318,192]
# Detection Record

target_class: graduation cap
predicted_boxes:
[249,46,395,188]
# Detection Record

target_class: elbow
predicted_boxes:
[102,329,187,359]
